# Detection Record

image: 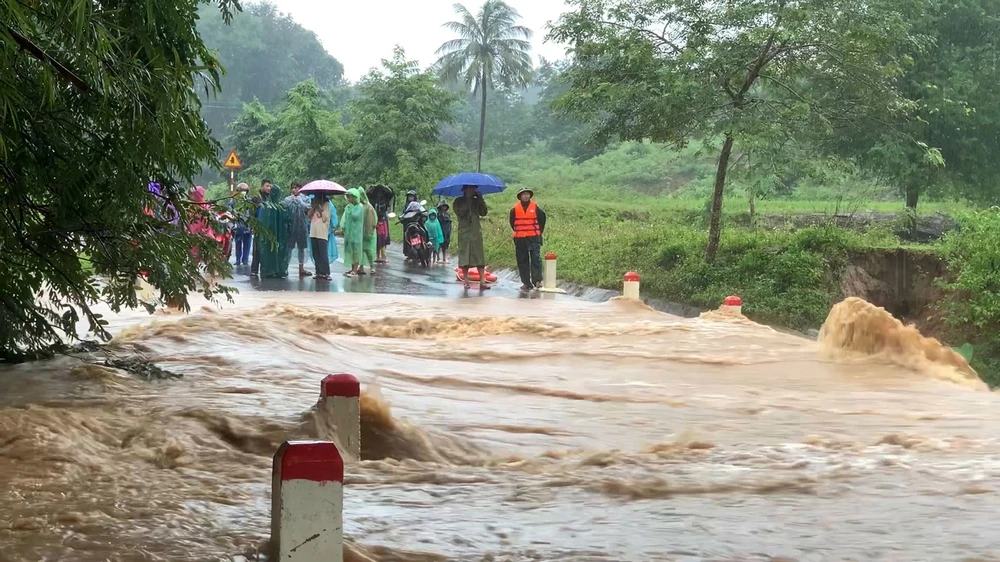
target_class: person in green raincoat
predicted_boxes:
[258,184,291,278]
[342,188,365,277]
[358,188,378,274]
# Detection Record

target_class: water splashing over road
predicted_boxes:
[1,291,996,561]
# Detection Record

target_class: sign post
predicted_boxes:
[223,150,243,193]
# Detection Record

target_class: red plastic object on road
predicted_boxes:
[455,267,498,283]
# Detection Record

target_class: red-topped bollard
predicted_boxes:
[320,374,360,460]
[722,295,743,315]
[623,271,641,300]
[271,441,344,562]
[539,252,566,293]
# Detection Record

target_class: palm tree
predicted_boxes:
[435,0,533,172]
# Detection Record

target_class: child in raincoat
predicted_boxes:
[436,201,452,264]
[425,209,445,264]
[341,188,365,276]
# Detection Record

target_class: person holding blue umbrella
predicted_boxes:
[433,172,506,291]
[453,185,489,290]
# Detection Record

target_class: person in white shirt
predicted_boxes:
[308,194,333,280]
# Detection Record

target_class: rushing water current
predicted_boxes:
[0,291,996,562]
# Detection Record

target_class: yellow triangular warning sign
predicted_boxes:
[223,150,243,169]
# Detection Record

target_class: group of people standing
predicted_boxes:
[224,179,331,279]
[225,180,428,280]
[221,179,547,292]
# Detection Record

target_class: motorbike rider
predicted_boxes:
[399,190,427,262]
[404,190,418,206]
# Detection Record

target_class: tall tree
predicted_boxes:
[550,0,918,260]
[197,2,344,146]
[0,0,239,360]
[228,80,350,186]
[834,0,1000,209]
[435,0,533,172]
[349,47,458,193]
[442,86,535,157]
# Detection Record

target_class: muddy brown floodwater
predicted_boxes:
[1,292,997,562]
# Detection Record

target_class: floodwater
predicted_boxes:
[1,265,997,561]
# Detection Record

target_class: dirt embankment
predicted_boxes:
[839,249,949,338]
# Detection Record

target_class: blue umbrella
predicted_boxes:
[432,172,507,197]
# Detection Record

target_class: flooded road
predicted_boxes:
[1,254,997,561]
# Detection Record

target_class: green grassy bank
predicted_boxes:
[480,198,898,330]
[473,192,1000,387]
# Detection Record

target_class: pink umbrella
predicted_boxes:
[300,179,347,195]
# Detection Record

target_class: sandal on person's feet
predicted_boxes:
[519,285,531,292]
[344,271,355,277]
[480,283,492,291]
[464,281,472,290]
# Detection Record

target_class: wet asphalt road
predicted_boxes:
[229,240,563,301]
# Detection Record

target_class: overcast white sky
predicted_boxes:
[269,0,573,81]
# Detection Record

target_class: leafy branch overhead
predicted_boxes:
[0,0,241,361]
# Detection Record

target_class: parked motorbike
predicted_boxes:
[389,200,432,267]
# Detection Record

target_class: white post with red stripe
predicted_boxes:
[623,271,641,300]
[271,441,344,562]
[722,295,743,315]
[539,252,566,293]
[319,374,361,460]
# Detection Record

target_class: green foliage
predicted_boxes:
[436,0,533,171]
[837,0,1000,208]
[443,88,536,156]
[0,0,239,361]
[196,1,344,144]
[485,143,905,207]
[224,48,457,201]
[938,209,1000,384]
[349,48,458,194]
[550,0,918,259]
[480,196,895,329]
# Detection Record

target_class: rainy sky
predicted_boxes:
[269,0,572,81]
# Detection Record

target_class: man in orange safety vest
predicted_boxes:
[508,187,547,292]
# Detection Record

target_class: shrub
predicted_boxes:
[482,198,893,331]
[938,209,1000,384]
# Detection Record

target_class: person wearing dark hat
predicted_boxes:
[509,187,547,291]
[436,200,453,264]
